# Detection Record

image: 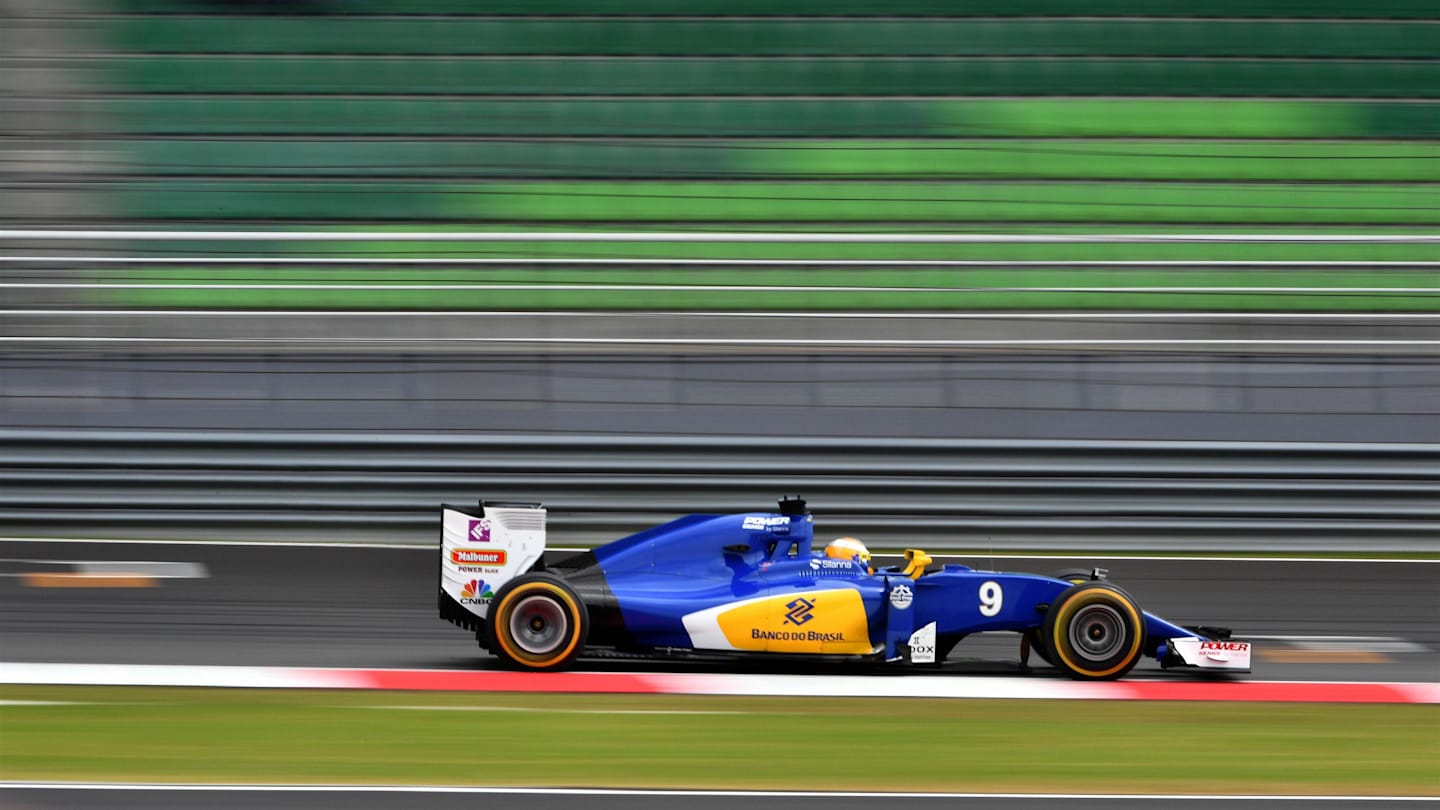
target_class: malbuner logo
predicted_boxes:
[451,548,506,566]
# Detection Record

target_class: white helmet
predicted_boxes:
[825,536,870,565]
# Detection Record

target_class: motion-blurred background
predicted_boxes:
[2,0,1437,551]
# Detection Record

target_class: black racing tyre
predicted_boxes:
[1053,568,1097,585]
[1042,582,1146,681]
[484,574,589,671]
[1024,627,1056,666]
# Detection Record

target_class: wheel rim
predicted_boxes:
[507,594,569,657]
[1068,603,1126,663]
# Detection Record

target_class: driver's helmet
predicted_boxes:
[825,536,871,565]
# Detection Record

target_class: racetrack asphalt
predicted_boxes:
[2,787,1435,810]
[1,541,1435,684]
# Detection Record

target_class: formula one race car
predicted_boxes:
[438,498,1251,680]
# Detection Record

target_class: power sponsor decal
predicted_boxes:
[459,579,495,605]
[741,515,790,534]
[1200,640,1251,662]
[681,589,874,655]
[467,519,492,543]
[1170,637,1253,671]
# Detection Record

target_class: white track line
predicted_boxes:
[0,664,367,690]
[7,337,1440,346]
[873,553,1440,564]
[6,230,1440,243]
[1,538,1436,563]
[364,705,747,715]
[5,284,1437,293]
[1245,635,1431,653]
[7,256,1440,266]
[10,309,1440,319]
[0,560,208,579]
[0,784,1433,800]
[0,537,431,550]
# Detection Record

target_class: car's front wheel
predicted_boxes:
[485,575,589,671]
[1042,582,1146,680]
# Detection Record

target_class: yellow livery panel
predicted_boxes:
[698,589,873,654]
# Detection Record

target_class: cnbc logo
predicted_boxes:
[460,579,495,605]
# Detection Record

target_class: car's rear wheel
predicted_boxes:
[485,575,589,671]
[1042,582,1146,681]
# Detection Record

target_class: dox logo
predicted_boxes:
[784,597,815,626]
[467,518,491,543]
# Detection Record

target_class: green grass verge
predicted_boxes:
[1,687,1435,793]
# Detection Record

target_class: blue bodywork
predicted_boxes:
[579,508,1196,661]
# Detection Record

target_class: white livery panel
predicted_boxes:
[1169,637,1253,672]
[439,504,547,620]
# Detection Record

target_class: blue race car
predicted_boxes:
[438,498,1251,680]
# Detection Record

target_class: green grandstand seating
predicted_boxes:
[106,0,1440,19]
[99,19,1440,57]
[105,181,1440,225]
[100,57,1440,98]
[94,98,1440,139]
[112,140,1440,182]
[56,1,1440,313]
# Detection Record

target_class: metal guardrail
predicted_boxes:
[3,429,1436,551]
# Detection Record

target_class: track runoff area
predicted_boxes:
[2,548,1436,800]
[2,662,1435,704]
[1,539,1435,705]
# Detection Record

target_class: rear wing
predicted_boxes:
[439,502,547,626]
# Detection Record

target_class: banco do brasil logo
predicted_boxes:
[784,597,815,626]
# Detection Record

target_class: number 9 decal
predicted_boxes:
[978,580,1003,617]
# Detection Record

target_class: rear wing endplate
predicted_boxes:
[439,502,547,622]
